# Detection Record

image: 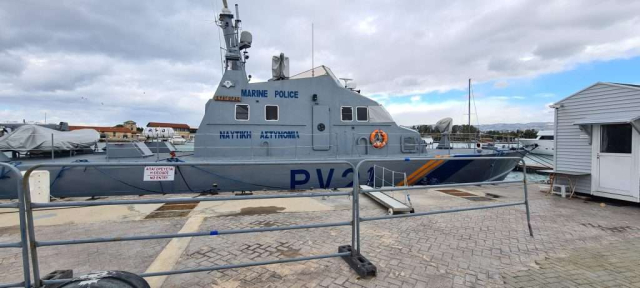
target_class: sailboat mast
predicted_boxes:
[468,79,471,129]
[468,78,471,143]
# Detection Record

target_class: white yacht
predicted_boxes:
[519,130,554,156]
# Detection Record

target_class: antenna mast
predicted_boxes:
[312,23,314,77]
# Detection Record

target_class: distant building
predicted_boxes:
[69,126,134,141]
[189,127,198,140]
[147,122,191,138]
[123,120,137,132]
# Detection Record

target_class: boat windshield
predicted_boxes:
[290,65,341,86]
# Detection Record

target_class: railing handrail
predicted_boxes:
[16,156,532,287]
[0,163,31,288]
[351,157,532,255]
[20,160,357,288]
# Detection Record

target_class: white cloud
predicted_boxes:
[410,95,421,102]
[386,99,554,126]
[493,80,509,89]
[1,0,639,126]
[354,16,378,36]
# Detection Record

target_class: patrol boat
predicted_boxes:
[0,2,523,198]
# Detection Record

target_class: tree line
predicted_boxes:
[410,125,538,142]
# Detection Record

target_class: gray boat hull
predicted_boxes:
[0,151,522,199]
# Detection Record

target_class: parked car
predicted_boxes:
[169,135,187,145]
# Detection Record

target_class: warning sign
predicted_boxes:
[143,166,175,181]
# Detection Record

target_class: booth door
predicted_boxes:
[593,124,637,197]
[312,106,331,151]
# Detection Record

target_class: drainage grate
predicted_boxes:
[438,189,477,197]
[145,202,199,219]
[437,189,494,201]
[155,203,199,211]
[463,196,494,202]
[580,223,639,233]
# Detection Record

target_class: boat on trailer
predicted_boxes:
[0,2,524,199]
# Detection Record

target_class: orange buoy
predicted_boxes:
[370,130,388,149]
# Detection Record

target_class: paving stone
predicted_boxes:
[4,185,640,287]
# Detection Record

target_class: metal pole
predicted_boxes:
[50,133,54,160]
[351,168,360,255]
[23,176,41,287]
[468,78,471,149]
[392,171,394,187]
[1,164,31,288]
[105,136,109,161]
[355,171,361,254]
[17,175,31,288]
[373,165,375,187]
[521,159,534,237]
[311,22,314,77]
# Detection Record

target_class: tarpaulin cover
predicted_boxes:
[0,125,99,151]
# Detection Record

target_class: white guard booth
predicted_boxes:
[552,82,640,202]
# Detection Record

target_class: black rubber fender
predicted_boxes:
[57,271,150,288]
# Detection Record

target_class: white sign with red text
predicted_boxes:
[143,166,175,181]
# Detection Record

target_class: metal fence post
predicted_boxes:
[351,166,360,256]
[0,163,32,288]
[521,159,534,237]
[16,170,32,288]
[22,171,42,287]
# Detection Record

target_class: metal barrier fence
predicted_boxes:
[351,157,533,255]
[12,157,533,287]
[21,161,357,287]
[0,163,31,288]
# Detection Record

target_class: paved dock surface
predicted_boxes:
[1,183,640,287]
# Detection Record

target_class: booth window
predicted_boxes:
[600,124,631,153]
[265,105,278,121]
[356,107,368,122]
[341,106,353,121]
[235,104,249,121]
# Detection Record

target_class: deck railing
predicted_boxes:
[1,132,524,163]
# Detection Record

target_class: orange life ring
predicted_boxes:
[370,130,388,149]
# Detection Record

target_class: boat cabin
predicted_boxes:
[194,7,420,159]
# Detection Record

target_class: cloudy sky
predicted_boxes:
[1,0,639,128]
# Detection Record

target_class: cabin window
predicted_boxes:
[401,136,419,153]
[600,124,631,154]
[341,106,353,121]
[235,104,249,121]
[356,107,368,122]
[265,105,279,121]
[539,135,554,140]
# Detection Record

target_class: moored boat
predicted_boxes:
[0,1,524,199]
